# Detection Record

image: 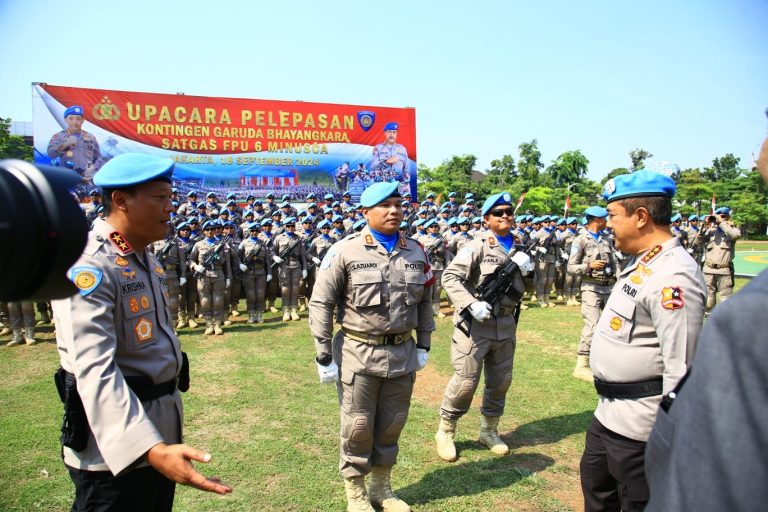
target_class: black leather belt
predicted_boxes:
[124,376,177,401]
[593,377,662,399]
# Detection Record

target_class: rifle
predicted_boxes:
[193,239,226,278]
[242,238,266,270]
[270,234,304,268]
[157,235,179,266]
[456,258,524,337]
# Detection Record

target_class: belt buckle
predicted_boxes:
[382,334,396,345]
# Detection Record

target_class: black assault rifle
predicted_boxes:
[456,258,524,337]
[270,235,304,268]
[193,239,226,278]
[157,235,178,266]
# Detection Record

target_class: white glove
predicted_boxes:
[194,264,205,274]
[225,279,231,288]
[312,257,321,265]
[266,274,273,282]
[316,360,339,384]
[272,255,283,264]
[179,277,187,287]
[537,246,548,255]
[468,301,492,322]
[511,251,534,276]
[686,248,694,254]
[416,348,428,371]
[302,269,308,279]
[239,263,248,272]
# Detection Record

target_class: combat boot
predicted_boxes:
[269,301,279,313]
[188,318,199,329]
[37,311,51,325]
[290,307,300,321]
[282,307,291,322]
[230,307,240,317]
[530,295,538,303]
[572,355,593,382]
[435,417,458,462]
[343,476,375,512]
[298,298,307,312]
[478,415,509,455]
[223,319,233,326]
[0,326,11,336]
[176,314,187,330]
[432,304,440,317]
[24,327,37,345]
[519,303,529,310]
[247,313,256,324]
[556,294,564,301]
[213,322,224,335]
[368,466,411,512]
[204,321,214,335]
[255,312,264,323]
[7,330,24,347]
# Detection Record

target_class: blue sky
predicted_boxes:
[1,0,766,180]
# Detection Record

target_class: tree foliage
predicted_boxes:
[629,148,653,171]
[0,117,33,161]
[546,150,589,188]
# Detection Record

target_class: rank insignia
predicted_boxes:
[109,231,133,254]
[641,245,662,264]
[636,264,653,276]
[487,236,497,247]
[140,295,150,309]
[399,236,407,248]
[630,274,643,285]
[120,267,137,279]
[70,266,103,296]
[365,234,374,246]
[609,316,623,331]
[134,317,153,343]
[154,266,165,275]
[115,256,129,267]
[129,297,139,314]
[661,286,685,310]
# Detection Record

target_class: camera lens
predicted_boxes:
[0,159,88,301]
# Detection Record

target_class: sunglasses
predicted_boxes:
[490,208,514,218]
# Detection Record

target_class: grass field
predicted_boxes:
[0,277,753,511]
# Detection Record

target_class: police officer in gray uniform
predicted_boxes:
[271,216,307,321]
[579,171,705,512]
[238,222,273,323]
[421,218,450,318]
[701,206,741,311]
[52,153,231,511]
[153,225,187,331]
[435,192,533,463]
[369,122,410,193]
[644,118,768,512]
[47,105,101,180]
[567,206,617,382]
[309,181,434,512]
[188,220,232,335]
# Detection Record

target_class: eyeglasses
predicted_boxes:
[490,208,514,218]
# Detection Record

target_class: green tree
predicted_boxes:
[517,139,544,188]
[674,168,714,216]
[704,153,742,181]
[629,148,653,171]
[0,117,33,161]
[486,154,517,189]
[546,150,590,187]
[601,167,630,185]
[418,155,477,200]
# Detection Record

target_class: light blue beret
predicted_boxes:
[532,216,543,224]
[261,219,273,226]
[447,218,457,226]
[318,220,331,229]
[324,193,334,200]
[426,192,435,199]
[302,216,314,223]
[670,213,682,222]
[202,220,216,230]
[207,192,216,198]
[343,190,351,196]
[602,170,676,202]
[176,222,190,231]
[332,215,344,223]
[353,219,367,230]
[227,192,237,199]
[456,217,469,225]
[187,190,197,197]
[424,218,438,229]
[384,122,398,131]
[283,217,297,225]
[465,193,474,199]
[688,214,698,221]
[63,105,84,118]
[567,217,578,224]
[481,192,513,216]
[448,192,457,198]
[584,206,608,218]
[557,218,567,226]
[472,216,482,224]
[399,221,408,229]
[246,221,261,231]
[715,207,731,215]
[360,181,400,207]
[413,218,425,227]
[93,153,174,188]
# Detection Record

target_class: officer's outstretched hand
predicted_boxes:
[469,301,492,322]
[146,442,232,495]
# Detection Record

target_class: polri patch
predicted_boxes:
[70,266,103,296]
[661,286,685,310]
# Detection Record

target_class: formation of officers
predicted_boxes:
[16,149,748,512]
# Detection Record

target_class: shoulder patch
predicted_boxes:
[487,235,497,247]
[69,266,103,296]
[320,247,337,270]
[109,231,133,255]
[661,286,685,310]
[641,245,662,264]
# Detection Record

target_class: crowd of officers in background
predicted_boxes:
[1,188,740,348]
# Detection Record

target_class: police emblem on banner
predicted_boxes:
[357,111,375,132]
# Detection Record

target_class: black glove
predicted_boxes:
[315,353,333,366]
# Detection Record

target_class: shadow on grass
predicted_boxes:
[506,410,593,448]
[398,452,555,506]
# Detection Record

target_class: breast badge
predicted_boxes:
[154,266,166,275]
[70,266,103,296]
[134,317,153,343]
[120,267,137,279]
[114,256,129,267]
[140,295,150,309]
